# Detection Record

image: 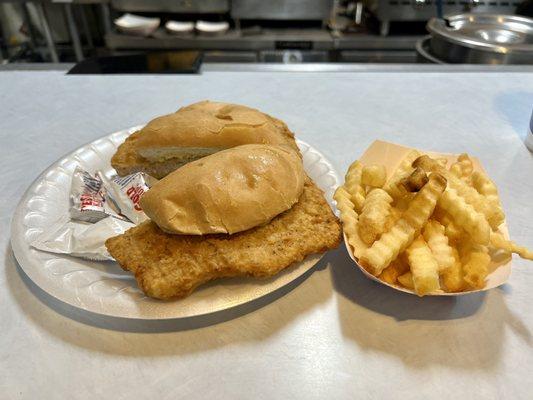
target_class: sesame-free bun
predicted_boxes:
[140,144,305,235]
[111,101,299,179]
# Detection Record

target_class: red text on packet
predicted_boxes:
[126,186,145,211]
[80,193,103,209]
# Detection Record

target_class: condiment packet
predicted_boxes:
[70,167,119,223]
[33,168,155,261]
[98,171,156,224]
[31,216,135,261]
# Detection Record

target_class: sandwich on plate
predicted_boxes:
[111,100,300,179]
[106,102,341,300]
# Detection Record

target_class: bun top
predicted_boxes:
[140,144,305,235]
[135,100,299,155]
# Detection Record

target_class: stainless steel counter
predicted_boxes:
[1,67,532,400]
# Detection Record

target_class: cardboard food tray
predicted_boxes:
[342,140,512,296]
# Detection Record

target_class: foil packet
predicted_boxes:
[69,167,118,223]
[31,166,157,261]
[31,216,135,261]
[32,167,156,261]
[98,171,156,224]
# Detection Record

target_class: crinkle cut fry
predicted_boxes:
[438,188,490,245]
[423,220,455,271]
[383,150,421,199]
[450,153,473,180]
[406,235,440,296]
[414,155,499,229]
[344,161,365,213]
[358,188,393,245]
[472,171,505,229]
[360,173,447,275]
[491,232,533,260]
[334,186,368,258]
[461,243,490,289]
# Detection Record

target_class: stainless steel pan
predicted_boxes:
[427,14,533,64]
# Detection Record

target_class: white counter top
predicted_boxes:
[1,69,532,400]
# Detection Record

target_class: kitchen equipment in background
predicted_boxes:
[111,0,230,13]
[165,21,195,36]
[427,14,533,64]
[67,51,203,74]
[114,14,160,36]
[415,36,446,62]
[231,0,334,21]
[368,0,522,35]
[195,21,230,36]
[102,0,419,63]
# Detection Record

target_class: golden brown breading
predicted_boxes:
[106,178,341,299]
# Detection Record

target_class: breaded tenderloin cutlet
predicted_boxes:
[106,178,341,299]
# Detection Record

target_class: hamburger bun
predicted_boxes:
[140,144,305,235]
[111,101,299,179]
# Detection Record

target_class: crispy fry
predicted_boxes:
[397,271,414,289]
[358,189,393,244]
[402,173,447,230]
[361,173,447,275]
[360,219,416,276]
[333,186,368,259]
[487,207,505,230]
[450,153,474,181]
[447,174,496,228]
[438,187,490,245]
[383,150,421,199]
[412,155,441,173]
[406,235,440,296]
[361,164,387,188]
[415,155,498,230]
[400,167,428,192]
[394,193,415,212]
[472,171,505,229]
[441,248,465,292]
[379,257,409,285]
[385,171,410,199]
[472,170,499,201]
[423,220,455,271]
[345,161,366,213]
[436,157,448,168]
[458,153,473,174]
[460,243,490,289]
[433,206,464,242]
[490,232,533,260]
[384,207,402,232]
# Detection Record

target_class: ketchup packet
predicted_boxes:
[70,167,118,223]
[99,171,156,224]
[32,168,155,261]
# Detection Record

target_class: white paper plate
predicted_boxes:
[10,126,340,320]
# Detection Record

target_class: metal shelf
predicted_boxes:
[105,29,423,52]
